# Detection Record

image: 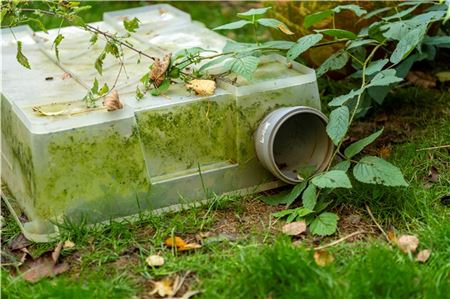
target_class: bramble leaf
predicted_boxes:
[224,55,259,81]
[287,34,323,61]
[311,170,352,189]
[368,69,403,87]
[390,25,427,64]
[309,212,339,236]
[333,4,367,16]
[302,184,317,210]
[151,78,170,96]
[95,52,106,75]
[344,128,384,158]
[16,41,30,69]
[332,160,351,172]
[353,156,408,186]
[328,88,363,107]
[326,106,349,146]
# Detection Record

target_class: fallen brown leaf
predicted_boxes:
[313,250,334,267]
[378,144,392,159]
[10,234,31,251]
[387,228,398,245]
[406,71,437,89]
[282,221,307,236]
[103,90,123,112]
[146,255,165,267]
[185,79,216,96]
[427,166,439,183]
[416,249,431,263]
[397,235,419,253]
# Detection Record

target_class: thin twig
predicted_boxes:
[416,144,450,151]
[365,204,389,242]
[314,230,365,250]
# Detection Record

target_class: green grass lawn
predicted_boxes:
[2,1,450,298]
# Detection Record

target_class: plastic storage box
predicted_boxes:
[1,5,331,241]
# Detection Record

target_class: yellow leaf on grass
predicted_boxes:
[146,255,165,267]
[150,278,174,297]
[282,221,307,236]
[416,249,431,263]
[178,243,202,251]
[165,236,187,248]
[314,250,334,267]
[397,235,419,253]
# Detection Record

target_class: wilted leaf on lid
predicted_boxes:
[103,90,123,112]
[416,249,431,263]
[150,53,171,87]
[397,235,419,253]
[282,221,306,236]
[314,250,334,267]
[146,255,165,267]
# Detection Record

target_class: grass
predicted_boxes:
[2,1,450,298]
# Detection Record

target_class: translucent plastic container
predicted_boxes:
[1,5,328,242]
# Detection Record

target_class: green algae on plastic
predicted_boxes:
[137,98,237,177]
[33,124,150,219]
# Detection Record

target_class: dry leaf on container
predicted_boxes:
[151,53,171,87]
[146,255,165,267]
[313,250,334,267]
[397,235,419,253]
[282,221,307,236]
[416,249,431,263]
[186,79,216,96]
[103,90,123,112]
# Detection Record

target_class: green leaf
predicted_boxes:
[90,78,99,94]
[328,88,363,107]
[16,41,30,69]
[366,59,389,76]
[332,160,351,172]
[98,83,109,96]
[95,52,106,75]
[213,20,251,31]
[105,41,120,58]
[311,170,352,189]
[309,212,339,236]
[123,17,140,33]
[272,208,297,219]
[367,85,390,105]
[346,39,377,50]
[353,156,408,186]
[257,18,282,28]
[326,106,349,146]
[260,190,290,206]
[287,34,323,61]
[423,35,450,48]
[315,29,357,40]
[198,55,230,72]
[390,25,427,64]
[224,55,259,81]
[89,33,98,46]
[53,34,64,61]
[317,50,349,77]
[297,165,317,180]
[302,184,317,210]
[304,10,333,28]
[284,181,308,206]
[344,128,384,158]
[237,7,271,20]
[368,69,403,87]
[67,14,85,27]
[135,86,144,100]
[333,4,367,16]
[361,7,392,20]
[151,78,171,96]
[262,40,295,50]
[383,4,420,21]
[29,18,48,33]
